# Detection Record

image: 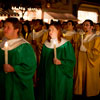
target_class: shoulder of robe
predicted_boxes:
[95,35,100,41]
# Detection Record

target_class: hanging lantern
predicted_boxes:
[47,2,51,8]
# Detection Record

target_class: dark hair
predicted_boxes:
[84,19,94,26]
[5,17,20,30]
[22,21,31,38]
[20,17,24,21]
[96,23,100,26]
[48,22,62,42]
[5,17,20,34]
[36,19,43,26]
[67,20,75,27]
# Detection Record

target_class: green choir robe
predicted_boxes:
[0,38,37,100]
[38,38,76,100]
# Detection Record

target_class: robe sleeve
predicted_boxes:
[59,41,76,78]
[37,45,45,78]
[13,43,37,80]
[86,36,100,66]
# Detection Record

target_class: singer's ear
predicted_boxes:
[14,28,19,36]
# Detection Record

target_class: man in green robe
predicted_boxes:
[0,18,37,100]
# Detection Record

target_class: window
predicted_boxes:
[78,10,98,24]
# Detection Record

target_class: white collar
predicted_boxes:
[44,38,68,48]
[96,31,100,35]
[83,33,96,43]
[0,37,29,50]
[64,30,76,36]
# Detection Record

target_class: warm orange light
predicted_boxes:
[47,3,51,8]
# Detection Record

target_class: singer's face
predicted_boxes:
[95,24,100,31]
[3,22,18,39]
[83,21,93,32]
[23,25,28,33]
[66,22,74,31]
[49,25,58,39]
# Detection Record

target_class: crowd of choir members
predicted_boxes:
[0,19,100,100]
